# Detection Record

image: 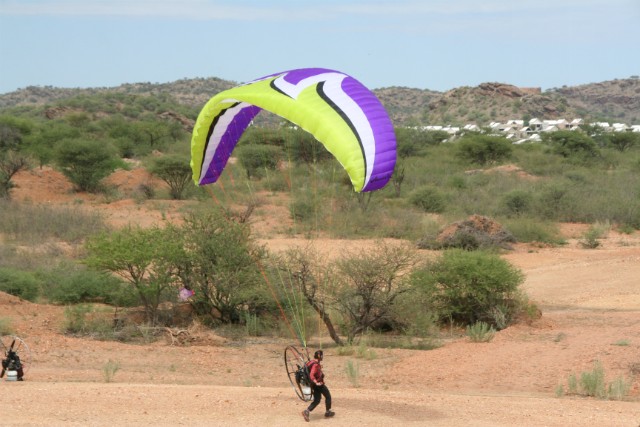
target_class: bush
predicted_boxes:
[103,359,121,383]
[535,184,577,221]
[456,135,513,165]
[501,190,533,217]
[562,360,632,400]
[54,138,122,192]
[0,267,41,301]
[579,361,607,398]
[542,131,600,163]
[235,144,282,179]
[502,218,562,245]
[149,155,192,200]
[43,268,137,306]
[409,186,446,213]
[466,321,496,342]
[579,221,610,249]
[283,128,333,164]
[414,249,525,327]
[0,317,13,335]
[290,196,318,222]
[62,304,116,337]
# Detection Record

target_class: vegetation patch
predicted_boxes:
[557,360,632,401]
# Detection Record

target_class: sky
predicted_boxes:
[0,0,639,95]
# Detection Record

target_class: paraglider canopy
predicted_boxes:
[191,68,396,193]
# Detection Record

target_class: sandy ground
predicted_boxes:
[2,167,640,426]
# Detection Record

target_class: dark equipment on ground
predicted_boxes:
[1,335,31,381]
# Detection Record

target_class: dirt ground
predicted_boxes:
[2,167,640,426]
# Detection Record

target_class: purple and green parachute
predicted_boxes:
[191,68,396,193]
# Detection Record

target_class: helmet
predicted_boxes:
[314,349,324,359]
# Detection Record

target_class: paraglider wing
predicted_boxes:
[191,68,396,192]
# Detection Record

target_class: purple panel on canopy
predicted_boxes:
[340,77,396,192]
[200,104,262,184]
[279,68,336,84]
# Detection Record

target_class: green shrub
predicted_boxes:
[43,269,136,306]
[62,304,116,337]
[409,186,446,213]
[235,144,282,179]
[542,131,600,163]
[607,377,631,400]
[456,135,513,165]
[262,173,289,192]
[535,184,576,220]
[501,190,533,217]
[149,155,192,200]
[0,267,41,301]
[392,285,439,337]
[466,321,496,342]
[579,222,610,249]
[567,373,578,394]
[289,196,318,222]
[563,360,632,400]
[62,304,94,334]
[0,317,13,335]
[54,138,121,192]
[103,359,121,383]
[414,249,525,327]
[502,218,562,245]
[283,128,333,163]
[579,361,607,398]
[345,360,360,387]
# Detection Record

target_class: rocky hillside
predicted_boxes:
[0,77,236,111]
[2,76,639,126]
[554,78,640,124]
[421,79,640,126]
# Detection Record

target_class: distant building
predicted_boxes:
[414,116,639,143]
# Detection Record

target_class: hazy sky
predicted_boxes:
[1,0,639,94]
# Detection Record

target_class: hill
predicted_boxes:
[422,79,640,126]
[2,76,639,126]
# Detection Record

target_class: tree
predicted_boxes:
[84,225,183,325]
[274,247,343,345]
[608,132,639,152]
[541,130,599,161]
[415,249,525,328]
[455,134,513,165]
[24,121,81,168]
[409,185,446,213]
[331,242,419,343]
[580,123,609,148]
[0,115,31,151]
[104,117,182,156]
[134,121,176,149]
[149,155,192,199]
[0,267,40,301]
[235,144,282,179]
[0,116,32,199]
[0,151,29,199]
[54,138,120,192]
[283,128,333,164]
[391,161,405,197]
[395,127,449,158]
[179,210,269,324]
